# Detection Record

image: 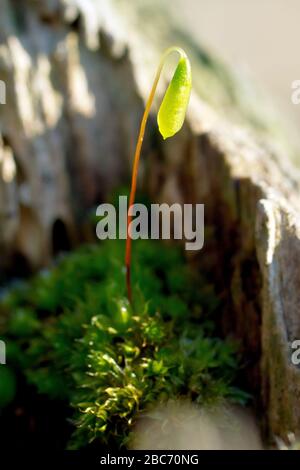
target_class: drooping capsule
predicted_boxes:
[157,55,192,140]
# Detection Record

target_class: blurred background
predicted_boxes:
[1,0,300,275]
[174,0,300,128]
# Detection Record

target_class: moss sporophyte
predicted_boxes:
[0,48,249,449]
[125,46,192,303]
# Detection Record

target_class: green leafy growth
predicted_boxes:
[157,55,192,139]
[1,240,249,448]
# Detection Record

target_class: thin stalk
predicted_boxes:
[125,46,186,304]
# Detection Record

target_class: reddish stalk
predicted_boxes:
[125,47,185,303]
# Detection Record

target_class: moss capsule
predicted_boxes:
[157,55,192,140]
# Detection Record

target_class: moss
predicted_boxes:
[0,239,249,449]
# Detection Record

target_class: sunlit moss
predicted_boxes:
[1,240,248,448]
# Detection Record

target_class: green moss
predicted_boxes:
[1,240,249,449]
[0,366,16,408]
